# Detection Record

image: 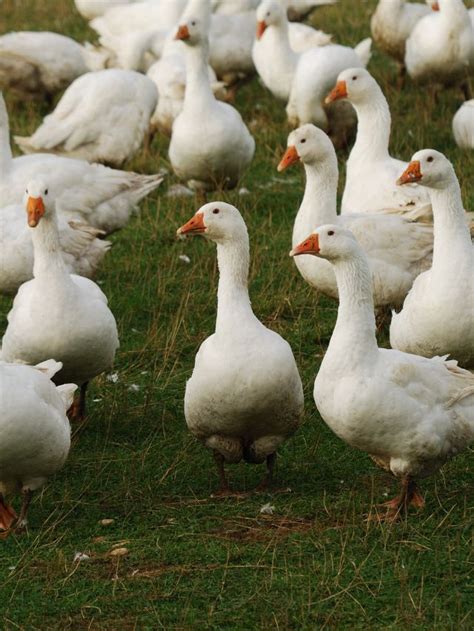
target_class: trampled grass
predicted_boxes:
[1,0,473,628]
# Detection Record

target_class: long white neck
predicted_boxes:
[183,40,214,111]
[265,20,299,72]
[30,212,67,278]
[0,101,12,174]
[428,178,473,278]
[215,234,256,336]
[293,157,338,245]
[326,249,379,367]
[349,87,392,164]
[439,0,468,26]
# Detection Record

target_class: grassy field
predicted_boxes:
[1,0,473,628]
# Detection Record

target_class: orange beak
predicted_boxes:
[177,212,206,236]
[397,160,422,186]
[277,145,300,172]
[290,233,320,257]
[175,24,190,41]
[431,1,439,10]
[325,80,348,104]
[27,196,46,227]
[256,20,267,39]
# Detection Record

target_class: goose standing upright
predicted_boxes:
[326,68,431,215]
[0,360,76,536]
[177,202,304,493]
[277,124,433,309]
[390,150,474,368]
[291,224,474,519]
[168,3,255,190]
[1,179,119,420]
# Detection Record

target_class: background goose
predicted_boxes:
[168,10,255,190]
[452,100,474,149]
[0,31,106,99]
[291,225,474,520]
[278,124,433,310]
[1,180,119,421]
[326,68,431,215]
[390,151,474,368]
[15,69,158,168]
[0,360,76,536]
[75,0,146,20]
[0,93,163,234]
[178,202,304,494]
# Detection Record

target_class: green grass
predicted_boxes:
[1,0,473,628]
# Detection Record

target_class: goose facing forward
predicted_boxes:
[177,202,304,494]
[0,360,76,536]
[291,225,474,519]
[0,180,119,420]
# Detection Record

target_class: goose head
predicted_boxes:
[325,68,378,106]
[256,0,286,39]
[24,179,55,228]
[177,202,247,245]
[397,149,455,190]
[278,124,334,171]
[174,3,210,47]
[290,224,359,262]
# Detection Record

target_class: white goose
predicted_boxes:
[168,10,255,190]
[0,31,105,99]
[405,0,474,96]
[452,100,474,150]
[0,93,163,234]
[15,70,158,168]
[0,200,110,295]
[291,224,474,519]
[326,68,431,215]
[1,179,119,421]
[178,202,304,493]
[75,0,143,20]
[390,151,474,369]
[278,124,433,309]
[0,360,76,536]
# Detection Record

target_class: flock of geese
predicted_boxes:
[0,0,473,537]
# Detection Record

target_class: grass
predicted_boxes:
[1,0,473,628]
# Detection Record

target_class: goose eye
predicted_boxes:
[328,230,334,236]
[213,208,220,214]
[301,138,306,144]
[44,189,48,195]
[266,11,270,16]
[191,20,196,26]
[427,156,434,162]
[352,76,357,80]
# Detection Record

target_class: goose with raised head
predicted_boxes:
[0,93,163,234]
[0,201,110,295]
[452,100,474,149]
[15,69,158,168]
[0,360,76,536]
[291,224,474,519]
[168,8,255,190]
[405,0,474,96]
[390,150,474,368]
[326,68,431,215]
[278,124,433,309]
[1,179,119,421]
[177,202,304,494]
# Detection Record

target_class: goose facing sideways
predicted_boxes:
[0,93,163,234]
[177,202,304,494]
[291,225,474,519]
[0,180,119,421]
[0,360,76,536]
[168,13,255,190]
[278,124,433,309]
[452,100,474,150]
[15,69,158,168]
[326,68,431,215]
[390,150,474,368]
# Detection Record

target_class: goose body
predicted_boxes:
[326,68,431,215]
[15,70,158,168]
[405,0,474,87]
[279,124,433,309]
[168,10,254,190]
[291,225,474,518]
[390,151,474,368]
[178,202,303,491]
[75,0,144,20]
[452,100,474,149]
[0,360,76,533]
[0,93,163,234]
[1,180,119,390]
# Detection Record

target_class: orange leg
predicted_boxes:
[380,477,425,520]
[0,493,17,536]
